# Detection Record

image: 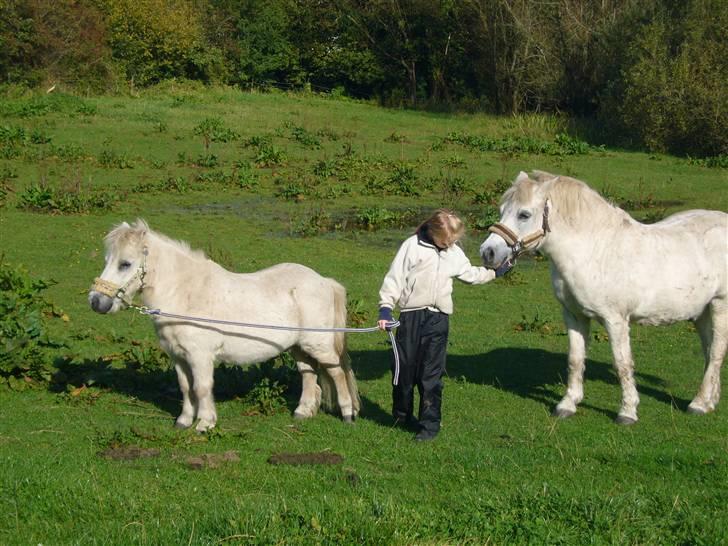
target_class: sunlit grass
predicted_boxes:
[0,85,726,544]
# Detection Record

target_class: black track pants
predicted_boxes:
[392,309,449,433]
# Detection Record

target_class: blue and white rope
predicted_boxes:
[135,307,402,385]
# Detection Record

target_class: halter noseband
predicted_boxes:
[91,247,148,306]
[488,202,550,257]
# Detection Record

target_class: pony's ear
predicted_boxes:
[515,171,530,183]
[132,218,149,236]
[531,170,557,183]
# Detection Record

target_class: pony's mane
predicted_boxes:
[105,219,207,260]
[520,172,629,228]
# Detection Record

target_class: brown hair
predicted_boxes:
[417,209,465,249]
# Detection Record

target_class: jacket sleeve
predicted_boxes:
[453,245,495,285]
[378,238,411,310]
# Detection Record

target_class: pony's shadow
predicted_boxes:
[51,356,311,422]
[350,347,691,421]
[51,355,396,428]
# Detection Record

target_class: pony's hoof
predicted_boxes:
[687,403,709,415]
[551,407,575,419]
[195,420,216,433]
[293,411,309,420]
[615,415,637,426]
[342,414,355,424]
[174,420,192,429]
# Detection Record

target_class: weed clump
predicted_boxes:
[0,259,65,388]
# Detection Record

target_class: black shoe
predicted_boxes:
[414,429,437,442]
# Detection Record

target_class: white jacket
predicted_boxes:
[378,234,495,315]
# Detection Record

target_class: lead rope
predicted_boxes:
[129,305,402,385]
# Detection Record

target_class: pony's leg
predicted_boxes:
[173,358,195,429]
[188,354,217,432]
[689,301,727,414]
[293,357,321,419]
[553,309,590,418]
[321,362,355,423]
[605,318,639,425]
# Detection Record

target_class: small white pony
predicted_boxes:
[88,220,360,431]
[480,171,727,424]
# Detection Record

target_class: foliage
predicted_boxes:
[443,132,595,156]
[17,180,121,214]
[0,0,725,157]
[242,377,287,415]
[0,0,117,90]
[0,259,62,386]
[615,0,728,156]
[123,342,169,373]
[193,117,240,152]
[98,0,226,86]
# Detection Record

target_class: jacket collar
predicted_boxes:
[417,228,445,251]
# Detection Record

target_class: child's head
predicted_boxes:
[418,209,465,249]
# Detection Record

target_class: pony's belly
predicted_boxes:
[218,342,286,366]
[155,323,296,365]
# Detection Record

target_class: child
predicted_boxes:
[377,209,511,441]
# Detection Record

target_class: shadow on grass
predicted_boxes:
[350,347,691,421]
[50,342,691,428]
[51,356,307,423]
[50,355,391,428]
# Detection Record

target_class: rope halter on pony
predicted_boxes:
[91,247,148,306]
[488,202,551,258]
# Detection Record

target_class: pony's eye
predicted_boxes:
[518,210,532,221]
[119,260,132,271]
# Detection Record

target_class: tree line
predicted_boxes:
[1,0,726,157]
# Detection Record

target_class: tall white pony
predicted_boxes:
[88,220,360,431]
[480,171,727,424]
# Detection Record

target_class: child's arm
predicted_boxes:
[452,245,496,285]
[377,238,412,326]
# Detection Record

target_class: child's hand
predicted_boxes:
[378,320,392,331]
[495,259,514,278]
[377,307,394,330]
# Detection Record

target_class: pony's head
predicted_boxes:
[88,219,150,314]
[480,171,553,268]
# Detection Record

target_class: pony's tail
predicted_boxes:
[319,281,361,417]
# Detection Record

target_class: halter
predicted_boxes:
[488,202,550,258]
[91,247,148,306]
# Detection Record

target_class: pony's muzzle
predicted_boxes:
[89,291,114,314]
[480,235,512,269]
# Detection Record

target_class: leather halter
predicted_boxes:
[91,247,148,306]
[488,202,550,257]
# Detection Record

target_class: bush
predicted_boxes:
[0,259,63,386]
[17,181,121,214]
[99,0,226,86]
[616,1,728,156]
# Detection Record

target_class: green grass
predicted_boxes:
[0,84,726,545]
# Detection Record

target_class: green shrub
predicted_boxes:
[17,181,120,214]
[616,2,728,156]
[99,0,226,86]
[243,377,287,415]
[0,259,63,386]
[193,117,239,151]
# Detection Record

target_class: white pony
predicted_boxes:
[88,220,360,431]
[480,171,727,424]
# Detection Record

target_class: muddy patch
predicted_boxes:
[98,445,161,461]
[186,450,240,470]
[268,451,344,465]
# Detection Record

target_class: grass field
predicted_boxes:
[0,83,726,545]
